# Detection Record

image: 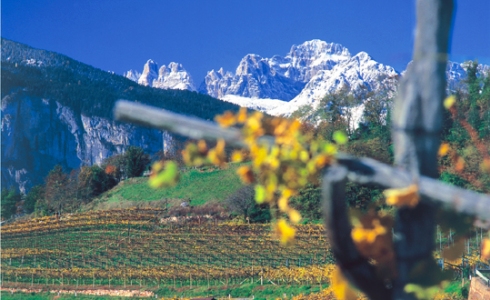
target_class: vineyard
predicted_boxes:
[2,208,487,300]
[1,209,335,291]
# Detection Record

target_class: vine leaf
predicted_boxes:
[383,184,419,208]
[148,161,179,188]
[331,267,358,300]
[482,238,490,260]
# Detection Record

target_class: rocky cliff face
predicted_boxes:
[1,38,240,193]
[200,40,359,102]
[1,91,170,194]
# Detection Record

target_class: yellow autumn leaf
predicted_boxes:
[245,112,263,132]
[273,119,289,136]
[231,150,244,162]
[299,150,310,162]
[480,158,490,174]
[324,143,337,155]
[438,142,450,157]
[278,196,288,211]
[197,139,208,155]
[237,166,254,184]
[275,218,295,244]
[314,154,331,169]
[384,184,419,208]
[237,107,247,123]
[331,267,358,300]
[482,239,490,260]
[216,138,225,153]
[443,95,456,109]
[289,209,302,224]
[215,111,236,127]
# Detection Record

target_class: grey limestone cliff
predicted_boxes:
[1,92,172,194]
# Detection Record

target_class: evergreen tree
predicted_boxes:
[24,185,45,214]
[1,188,21,219]
[124,146,151,178]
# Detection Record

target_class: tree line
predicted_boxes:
[1,146,150,219]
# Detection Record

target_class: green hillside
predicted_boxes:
[88,163,244,210]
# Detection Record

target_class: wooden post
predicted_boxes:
[391,1,453,298]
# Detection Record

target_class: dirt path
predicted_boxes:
[1,286,154,297]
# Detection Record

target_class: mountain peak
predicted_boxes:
[126,60,196,91]
[289,40,351,59]
[138,59,159,86]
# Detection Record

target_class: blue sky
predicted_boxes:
[2,0,489,82]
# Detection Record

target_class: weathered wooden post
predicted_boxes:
[323,0,454,298]
[391,0,454,298]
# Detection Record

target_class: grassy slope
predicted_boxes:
[89,164,243,209]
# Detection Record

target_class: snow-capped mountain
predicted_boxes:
[123,69,141,82]
[270,51,399,116]
[125,39,487,117]
[126,59,196,91]
[446,61,490,92]
[207,40,399,116]
[200,53,305,101]
[201,40,364,102]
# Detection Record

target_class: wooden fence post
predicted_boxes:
[391,1,453,298]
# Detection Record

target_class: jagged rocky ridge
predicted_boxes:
[127,39,488,117]
[125,59,196,91]
[1,39,239,193]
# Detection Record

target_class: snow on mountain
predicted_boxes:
[123,69,141,82]
[269,39,352,82]
[271,51,399,116]
[153,62,196,91]
[201,40,357,102]
[137,59,159,86]
[124,39,486,119]
[126,60,196,91]
[446,61,490,92]
[200,40,400,117]
[220,95,287,115]
[199,68,234,98]
[201,54,304,100]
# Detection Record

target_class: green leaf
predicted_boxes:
[149,161,179,188]
[333,131,348,145]
[255,185,266,204]
[404,283,446,300]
